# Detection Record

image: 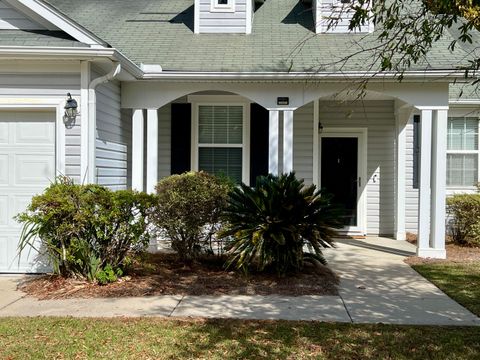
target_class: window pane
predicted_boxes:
[198,106,214,143]
[447,154,478,187]
[227,106,243,144]
[465,118,479,150]
[198,105,243,144]
[448,117,478,151]
[199,147,242,183]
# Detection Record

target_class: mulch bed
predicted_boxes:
[19,253,339,300]
[405,240,480,265]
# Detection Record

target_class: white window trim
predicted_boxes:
[446,115,480,191]
[191,100,250,185]
[210,0,235,13]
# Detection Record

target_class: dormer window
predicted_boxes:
[211,0,235,12]
[314,0,373,34]
[195,0,253,34]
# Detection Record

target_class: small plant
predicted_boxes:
[95,265,122,285]
[151,171,232,262]
[221,172,342,276]
[447,193,480,247]
[15,177,155,280]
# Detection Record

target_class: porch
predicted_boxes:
[105,80,450,258]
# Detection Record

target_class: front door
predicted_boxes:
[319,130,366,234]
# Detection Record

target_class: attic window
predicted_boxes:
[211,0,235,12]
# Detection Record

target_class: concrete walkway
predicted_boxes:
[1,238,479,326]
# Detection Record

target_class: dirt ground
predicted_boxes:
[405,236,480,265]
[19,253,339,300]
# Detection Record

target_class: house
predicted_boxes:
[0,0,479,272]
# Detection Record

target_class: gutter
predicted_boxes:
[140,69,471,81]
[0,46,115,58]
[0,45,472,82]
[85,61,121,183]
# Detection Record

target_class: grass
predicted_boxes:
[1,318,480,359]
[412,261,480,317]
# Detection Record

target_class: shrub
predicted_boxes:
[151,171,232,262]
[95,265,123,285]
[16,177,155,282]
[220,172,343,276]
[447,193,480,246]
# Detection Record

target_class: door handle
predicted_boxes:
[358,177,361,187]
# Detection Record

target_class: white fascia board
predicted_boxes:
[0,46,143,78]
[449,99,480,105]
[10,0,107,47]
[141,70,468,81]
[0,46,115,58]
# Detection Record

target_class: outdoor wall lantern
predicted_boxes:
[318,121,324,133]
[63,93,78,129]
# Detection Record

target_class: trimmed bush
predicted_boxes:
[152,171,232,262]
[220,172,343,276]
[447,193,480,246]
[16,177,155,282]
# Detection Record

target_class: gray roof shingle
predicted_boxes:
[42,0,476,73]
[0,29,88,47]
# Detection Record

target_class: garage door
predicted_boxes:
[0,111,55,273]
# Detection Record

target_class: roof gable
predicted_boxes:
[0,0,47,29]
[4,0,107,47]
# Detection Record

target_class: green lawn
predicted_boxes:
[1,318,480,359]
[412,261,480,317]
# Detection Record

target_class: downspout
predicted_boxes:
[86,61,121,183]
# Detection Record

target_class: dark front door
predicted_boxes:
[321,137,358,227]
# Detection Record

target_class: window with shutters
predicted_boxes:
[192,102,249,184]
[447,117,480,188]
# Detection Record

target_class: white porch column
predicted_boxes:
[283,110,294,174]
[146,109,158,194]
[132,109,144,191]
[269,110,280,175]
[429,109,448,258]
[312,100,320,186]
[80,61,90,183]
[417,109,432,256]
[394,107,411,240]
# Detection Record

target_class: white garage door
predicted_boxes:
[0,111,55,273]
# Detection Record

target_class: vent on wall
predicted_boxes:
[194,0,255,34]
[313,0,373,34]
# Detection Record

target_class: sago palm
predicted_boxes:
[221,172,343,276]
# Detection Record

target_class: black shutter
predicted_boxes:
[250,103,269,186]
[171,103,192,175]
[412,114,420,189]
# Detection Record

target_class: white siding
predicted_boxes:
[197,0,250,33]
[94,68,131,191]
[158,105,171,179]
[0,0,45,30]
[293,102,314,184]
[0,72,81,182]
[314,0,371,34]
[319,100,395,235]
